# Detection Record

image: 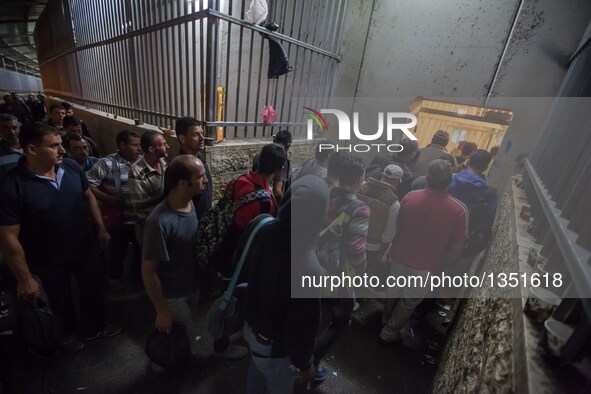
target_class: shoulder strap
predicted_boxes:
[110,156,121,193]
[253,181,273,213]
[319,198,364,238]
[218,216,275,311]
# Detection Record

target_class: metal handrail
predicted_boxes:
[208,9,341,61]
[39,10,209,66]
[524,158,591,312]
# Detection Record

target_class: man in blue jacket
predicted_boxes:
[448,149,498,224]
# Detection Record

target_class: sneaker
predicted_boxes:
[399,326,421,350]
[63,335,84,353]
[427,340,440,352]
[213,344,249,360]
[313,367,328,382]
[82,324,122,341]
[377,335,400,346]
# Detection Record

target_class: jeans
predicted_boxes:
[243,323,297,394]
[380,261,430,341]
[32,241,107,337]
[313,296,355,367]
[108,223,141,281]
[167,291,200,354]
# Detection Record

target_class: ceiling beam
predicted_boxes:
[1,1,47,6]
[0,19,40,24]
[0,34,35,38]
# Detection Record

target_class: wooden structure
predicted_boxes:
[409,97,513,152]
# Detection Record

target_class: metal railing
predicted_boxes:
[522,28,591,362]
[0,56,41,78]
[36,0,347,139]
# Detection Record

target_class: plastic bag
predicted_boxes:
[262,23,294,78]
[245,0,268,25]
[18,298,63,357]
[261,105,277,124]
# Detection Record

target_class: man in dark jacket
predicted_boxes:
[411,130,453,177]
[449,149,498,223]
[365,139,418,198]
[241,175,329,394]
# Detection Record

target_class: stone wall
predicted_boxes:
[205,139,316,199]
[432,188,519,393]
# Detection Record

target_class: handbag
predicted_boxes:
[207,215,274,340]
[99,156,124,230]
[18,295,63,357]
[145,322,191,370]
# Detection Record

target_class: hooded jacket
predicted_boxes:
[449,170,498,222]
[241,175,329,369]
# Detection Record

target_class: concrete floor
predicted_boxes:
[1,293,440,393]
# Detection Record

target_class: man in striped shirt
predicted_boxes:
[87,130,143,291]
[313,154,370,382]
[129,130,169,246]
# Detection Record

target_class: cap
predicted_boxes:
[383,164,404,180]
[427,159,452,183]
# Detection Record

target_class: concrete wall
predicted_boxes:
[432,187,519,393]
[206,138,316,198]
[333,0,590,99]
[329,0,591,190]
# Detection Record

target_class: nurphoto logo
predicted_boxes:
[304,108,418,153]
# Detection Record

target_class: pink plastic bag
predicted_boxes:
[261,105,277,124]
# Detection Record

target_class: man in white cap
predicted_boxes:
[357,164,404,281]
[380,159,467,346]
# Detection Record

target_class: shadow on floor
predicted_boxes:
[1,294,439,393]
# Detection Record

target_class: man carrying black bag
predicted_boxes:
[142,155,246,372]
[240,176,329,394]
[0,122,119,354]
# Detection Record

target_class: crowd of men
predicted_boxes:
[0,96,500,393]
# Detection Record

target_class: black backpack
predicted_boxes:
[196,175,272,268]
[463,187,496,258]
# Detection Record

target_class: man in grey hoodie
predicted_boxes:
[241,175,329,393]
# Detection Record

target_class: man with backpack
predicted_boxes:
[313,154,370,382]
[203,143,286,279]
[357,164,403,280]
[241,175,330,393]
[272,130,292,203]
[195,144,286,360]
[449,149,497,260]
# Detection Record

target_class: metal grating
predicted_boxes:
[522,32,591,363]
[36,0,347,139]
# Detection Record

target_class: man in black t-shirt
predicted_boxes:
[0,122,119,353]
